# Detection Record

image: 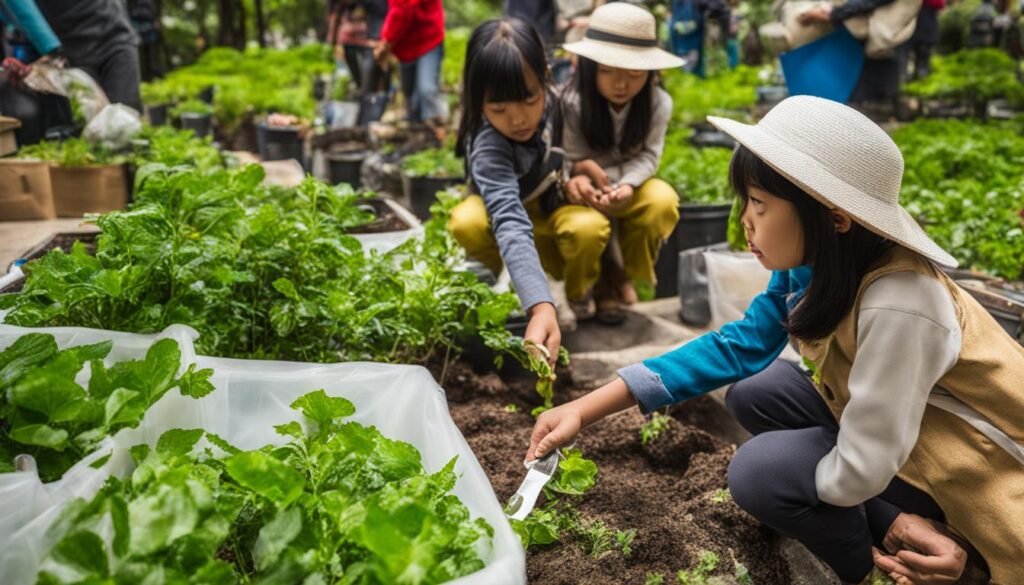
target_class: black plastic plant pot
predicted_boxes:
[257,123,303,163]
[756,85,788,105]
[654,202,732,299]
[326,150,369,188]
[180,113,213,139]
[689,123,736,149]
[198,86,215,104]
[146,103,170,126]
[358,92,388,125]
[402,174,464,221]
[460,314,532,376]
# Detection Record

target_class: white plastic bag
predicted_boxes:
[23,65,110,122]
[0,324,201,585]
[191,355,526,584]
[704,250,802,361]
[83,104,143,151]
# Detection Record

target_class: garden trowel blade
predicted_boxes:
[505,450,561,521]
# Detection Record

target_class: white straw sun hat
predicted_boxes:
[708,95,958,268]
[562,3,684,70]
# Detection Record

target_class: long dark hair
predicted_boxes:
[729,146,893,341]
[570,57,654,155]
[455,18,549,158]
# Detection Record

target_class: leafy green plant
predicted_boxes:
[0,164,525,374]
[661,66,763,127]
[504,403,519,413]
[677,550,720,585]
[402,146,465,179]
[640,411,672,445]
[442,27,471,90]
[0,333,213,481]
[170,99,214,118]
[727,196,749,251]
[35,389,492,584]
[547,448,598,496]
[132,125,224,172]
[904,49,1024,112]
[616,528,637,557]
[646,572,667,585]
[892,118,1024,280]
[17,137,120,167]
[709,488,732,504]
[657,130,734,205]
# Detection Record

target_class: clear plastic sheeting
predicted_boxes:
[0,325,525,585]
[0,324,201,585]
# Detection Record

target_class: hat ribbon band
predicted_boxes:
[585,28,658,48]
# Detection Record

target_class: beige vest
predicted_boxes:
[798,247,1024,584]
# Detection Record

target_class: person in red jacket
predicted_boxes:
[373,0,447,124]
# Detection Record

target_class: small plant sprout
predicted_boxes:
[709,488,732,504]
[504,403,519,413]
[641,411,672,445]
[731,549,753,585]
[646,572,666,585]
[676,549,720,585]
[616,528,637,557]
[578,518,615,558]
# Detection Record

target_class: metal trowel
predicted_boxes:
[505,450,562,521]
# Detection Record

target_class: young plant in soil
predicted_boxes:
[401,146,464,179]
[0,333,214,481]
[640,410,672,445]
[36,390,492,584]
[510,448,639,561]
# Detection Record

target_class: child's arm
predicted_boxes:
[526,377,637,461]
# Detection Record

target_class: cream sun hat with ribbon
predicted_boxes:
[562,3,684,70]
[708,95,958,268]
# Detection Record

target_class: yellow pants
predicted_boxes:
[448,178,680,301]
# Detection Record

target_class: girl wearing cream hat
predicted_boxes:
[558,2,684,324]
[525,96,1024,584]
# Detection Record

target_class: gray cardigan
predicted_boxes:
[561,86,673,188]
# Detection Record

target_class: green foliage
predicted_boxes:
[677,550,720,584]
[892,118,1024,280]
[170,99,214,118]
[658,130,734,205]
[0,334,213,481]
[402,147,465,179]
[661,66,763,127]
[616,528,637,557]
[646,572,667,585]
[443,0,501,28]
[734,558,754,585]
[548,448,598,496]
[0,164,523,369]
[17,137,120,167]
[727,196,749,251]
[709,489,732,504]
[640,411,672,445]
[443,27,471,90]
[904,49,1024,109]
[142,45,333,131]
[133,126,224,172]
[36,389,491,584]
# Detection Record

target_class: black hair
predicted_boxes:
[729,145,893,341]
[455,18,549,158]
[570,57,654,155]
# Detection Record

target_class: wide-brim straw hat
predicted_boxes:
[562,3,684,70]
[708,95,958,268]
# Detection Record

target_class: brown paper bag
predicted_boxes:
[49,164,128,218]
[0,159,57,221]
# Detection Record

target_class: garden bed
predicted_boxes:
[437,360,791,584]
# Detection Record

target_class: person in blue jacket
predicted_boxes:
[669,0,731,77]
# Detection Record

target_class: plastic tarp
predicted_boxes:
[0,325,525,585]
[0,324,201,585]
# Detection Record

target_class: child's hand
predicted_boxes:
[874,513,967,585]
[525,302,561,367]
[526,403,583,461]
[572,160,610,191]
[565,175,596,205]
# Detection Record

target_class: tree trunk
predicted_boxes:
[254,0,267,48]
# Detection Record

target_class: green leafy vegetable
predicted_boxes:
[402,146,465,179]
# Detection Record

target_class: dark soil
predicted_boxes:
[438,360,791,585]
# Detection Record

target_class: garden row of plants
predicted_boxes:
[903,48,1024,116]
[141,45,334,133]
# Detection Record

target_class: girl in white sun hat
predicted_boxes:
[525,95,1024,585]
[559,2,684,325]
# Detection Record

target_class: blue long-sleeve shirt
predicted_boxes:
[0,0,61,57]
[619,266,813,411]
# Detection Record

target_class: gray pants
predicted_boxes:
[72,43,143,114]
[724,360,945,583]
